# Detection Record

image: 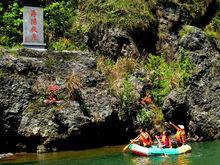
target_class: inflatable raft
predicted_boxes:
[129,144,191,156]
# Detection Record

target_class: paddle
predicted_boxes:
[155,136,169,158]
[122,134,141,152]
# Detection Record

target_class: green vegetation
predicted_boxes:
[0,48,3,57]
[0,0,23,47]
[179,25,198,39]
[204,0,220,48]
[180,0,214,18]
[0,0,219,50]
[136,106,163,129]
[97,56,141,94]
[0,0,157,49]
[76,0,156,30]
[97,50,194,125]
[97,56,141,120]
[118,77,137,120]
[145,51,194,106]
[44,1,79,50]
[28,82,68,115]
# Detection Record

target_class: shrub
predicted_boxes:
[204,2,220,45]
[118,77,138,120]
[143,53,194,106]
[0,69,6,78]
[97,55,142,93]
[0,0,22,47]
[136,105,163,129]
[97,56,141,120]
[136,108,155,128]
[97,51,194,124]
[177,47,195,86]
[44,1,77,44]
[49,38,69,51]
[65,72,82,101]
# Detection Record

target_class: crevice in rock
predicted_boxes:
[163,96,191,133]
[46,113,128,151]
[193,0,219,28]
[129,26,157,56]
[24,136,45,152]
[0,136,21,153]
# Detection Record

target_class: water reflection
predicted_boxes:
[131,157,151,165]
[130,154,191,165]
[1,141,220,165]
[176,154,191,165]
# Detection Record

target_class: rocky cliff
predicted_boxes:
[0,0,220,154]
[163,26,220,141]
[0,49,128,153]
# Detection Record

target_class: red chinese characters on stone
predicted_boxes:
[31,26,37,33]
[31,10,37,17]
[30,9,38,42]
[31,18,37,26]
[32,33,37,41]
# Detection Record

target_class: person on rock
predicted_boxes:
[169,122,186,146]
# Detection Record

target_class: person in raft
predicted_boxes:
[132,129,152,147]
[169,122,186,146]
[156,130,172,148]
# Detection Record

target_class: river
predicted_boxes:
[0,140,219,165]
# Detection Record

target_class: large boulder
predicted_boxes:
[163,26,220,140]
[163,27,220,140]
[0,49,127,153]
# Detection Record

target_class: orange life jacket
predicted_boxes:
[140,132,152,146]
[161,135,166,145]
[175,129,182,142]
[161,135,172,148]
[181,130,186,144]
[175,129,186,145]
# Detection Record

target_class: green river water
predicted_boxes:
[0,140,219,165]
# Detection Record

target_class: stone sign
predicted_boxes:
[23,6,46,49]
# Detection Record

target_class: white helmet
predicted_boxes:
[178,125,185,129]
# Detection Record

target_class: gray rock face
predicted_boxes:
[88,27,139,60]
[156,2,180,61]
[0,54,40,152]
[163,26,220,140]
[0,49,126,153]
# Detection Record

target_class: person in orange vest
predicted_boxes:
[139,129,152,147]
[169,122,186,146]
[156,130,172,148]
[132,129,152,147]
